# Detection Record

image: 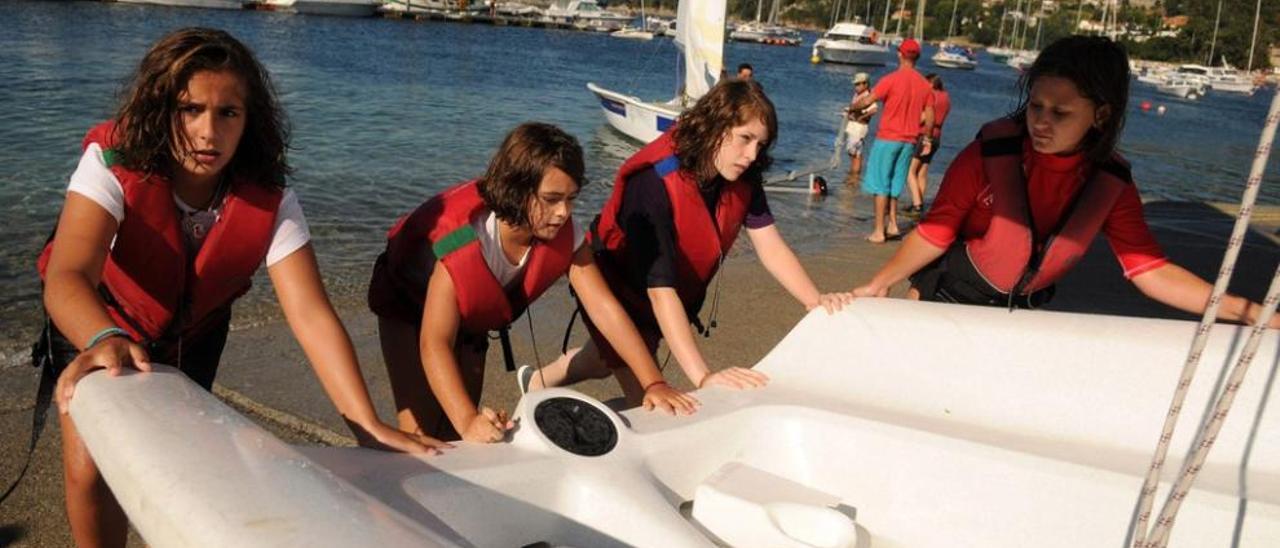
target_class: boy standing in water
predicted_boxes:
[843,72,876,184]
[850,39,935,244]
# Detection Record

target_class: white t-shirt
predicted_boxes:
[67,143,311,267]
[471,209,586,289]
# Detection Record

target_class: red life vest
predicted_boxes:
[961,117,1131,296]
[590,130,753,318]
[374,180,576,333]
[36,121,282,342]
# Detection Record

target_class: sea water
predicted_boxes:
[2,0,1276,361]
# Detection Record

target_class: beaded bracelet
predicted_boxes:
[84,326,130,351]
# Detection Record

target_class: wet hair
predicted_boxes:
[112,27,290,188]
[672,79,777,184]
[1013,35,1129,164]
[478,122,585,227]
[926,73,945,91]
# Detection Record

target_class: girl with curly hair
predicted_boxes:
[37,28,443,547]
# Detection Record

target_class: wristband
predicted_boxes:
[644,380,669,392]
[84,326,130,351]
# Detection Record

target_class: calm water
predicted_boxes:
[2,0,1277,361]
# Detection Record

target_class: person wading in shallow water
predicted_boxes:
[849,38,935,244]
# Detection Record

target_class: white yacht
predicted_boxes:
[931,43,977,70]
[1006,50,1036,71]
[811,22,888,66]
[1156,76,1208,100]
[489,2,542,17]
[545,0,633,31]
[115,0,244,9]
[1206,63,1258,95]
[260,0,379,16]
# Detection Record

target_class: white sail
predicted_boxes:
[675,0,726,102]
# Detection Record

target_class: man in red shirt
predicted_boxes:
[851,39,935,243]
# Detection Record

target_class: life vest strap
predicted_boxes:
[980,135,1022,157]
[432,224,478,258]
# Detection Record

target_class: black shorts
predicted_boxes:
[914,136,938,164]
[31,317,231,391]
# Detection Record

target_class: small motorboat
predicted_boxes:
[931,43,977,70]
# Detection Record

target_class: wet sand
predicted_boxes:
[1,200,1277,547]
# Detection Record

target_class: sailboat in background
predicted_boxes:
[729,0,802,45]
[611,0,654,40]
[586,0,725,143]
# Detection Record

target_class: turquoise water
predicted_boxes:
[2,0,1277,361]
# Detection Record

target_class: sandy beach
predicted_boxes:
[1,200,1277,547]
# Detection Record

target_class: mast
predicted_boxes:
[1207,0,1222,65]
[1009,0,1022,50]
[895,0,905,36]
[916,0,926,39]
[882,0,892,32]
[1248,0,1262,71]
[996,1,1007,48]
[756,0,763,23]
[947,0,958,38]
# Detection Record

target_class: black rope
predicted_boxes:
[0,318,57,506]
[526,308,546,390]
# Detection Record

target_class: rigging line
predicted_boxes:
[526,306,547,393]
[1130,87,1280,548]
[623,30,672,95]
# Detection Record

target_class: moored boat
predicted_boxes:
[931,43,977,70]
[811,22,888,66]
[115,0,244,9]
[586,0,724,143]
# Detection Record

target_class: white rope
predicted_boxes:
[1131,87,1280,548]
[763,112,848,185]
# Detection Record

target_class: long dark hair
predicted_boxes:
[672,79,778,184]
[113,27,291,188]
[1012,35,1129,164]
[477,122,585,228]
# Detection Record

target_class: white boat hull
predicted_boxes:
[812,41,888,65]
[611,28,655,40]
[291,0,379,16]
[71,299,1280,547]
[1157,84,1205,100]
[1211,80,1258,95]
[586,82,680,143]
[115,0,243,9]
[932,56,976,70]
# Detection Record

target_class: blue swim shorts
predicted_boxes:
[862,139,915,197]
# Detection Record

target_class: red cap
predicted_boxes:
[898,38,921,59]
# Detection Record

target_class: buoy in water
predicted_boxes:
[809,174,829,196]
[810,53,821,64]
[1157,105,1167,116]
[1140,100,1151,112]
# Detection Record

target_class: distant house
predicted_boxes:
[1077,19,1104,33]
[1162,15,1190,29]
[1129,0,1158,8]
